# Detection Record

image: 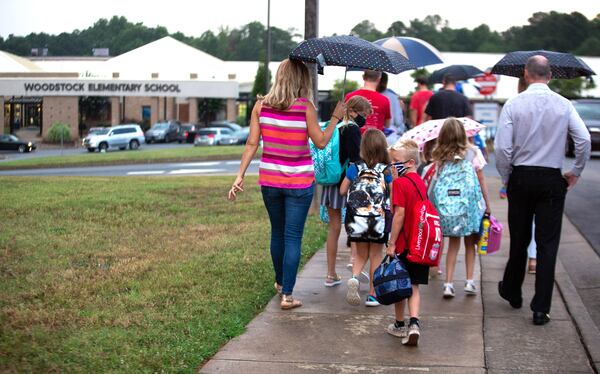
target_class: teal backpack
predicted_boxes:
[431,152,485,237]
[310,121,353,185]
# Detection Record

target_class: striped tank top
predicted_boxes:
[258,98,315,189]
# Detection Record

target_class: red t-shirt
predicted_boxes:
[392,172,427,253]
[409,90,433,126]
[345,89,391,134]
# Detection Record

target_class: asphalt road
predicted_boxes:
[0,159,259,177]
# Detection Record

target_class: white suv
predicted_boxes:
[83,124,145,152]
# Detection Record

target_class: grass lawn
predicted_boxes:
[0,145,259,170]
[0,176,326,372]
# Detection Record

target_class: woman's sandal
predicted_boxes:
[280,295,302,310]
[324,274,342,287]
[274,282,282,298]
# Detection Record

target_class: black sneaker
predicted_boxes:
[533,312,550,325]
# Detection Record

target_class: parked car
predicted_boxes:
[568,99,600,156]
[234,127,250,145]
[194,127,238,146]
[0,134,36,152]
[82,124,145,152]
[208,121,242,133]
[145,121,180,143]
[178,124,199,143]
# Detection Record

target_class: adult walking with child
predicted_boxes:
[228,58,345,310]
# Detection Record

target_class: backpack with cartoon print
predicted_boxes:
[345,161,390,241]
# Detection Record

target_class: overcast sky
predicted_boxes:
[1,0,598,39]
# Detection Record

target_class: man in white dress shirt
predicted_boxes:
[494,55,591,325]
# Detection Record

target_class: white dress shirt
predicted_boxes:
[494,83,591,183]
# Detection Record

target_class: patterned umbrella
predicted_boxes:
[429,65,484,84]
[373,36,443,68]
[399,117,485,147]
[491,50,595,79]
[289,35,417,74]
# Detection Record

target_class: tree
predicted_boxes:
[197,99,225,125]
[549,77,596,99]
[330,79,359,101]
[251,63,272,99]
[350,20,384,41]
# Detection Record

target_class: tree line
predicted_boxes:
[0,12,598,59]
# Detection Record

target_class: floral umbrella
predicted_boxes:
[399,117,486,148]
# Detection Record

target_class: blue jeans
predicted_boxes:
[261,184,314,295]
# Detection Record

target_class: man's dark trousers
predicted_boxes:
[502,166,568,314]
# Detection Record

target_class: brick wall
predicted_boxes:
[42,97,78,140]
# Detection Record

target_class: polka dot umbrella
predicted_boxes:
[289,35,417,74]
[399,117,486,149]
[491,50,595,79]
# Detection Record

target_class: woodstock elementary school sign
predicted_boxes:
[0,79,238,98]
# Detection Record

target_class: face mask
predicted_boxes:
[354,114,366,127]
[392,161,408,176]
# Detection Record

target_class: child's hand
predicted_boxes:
[228,176,244,201]
[386,243,396,257]
[499,185,507,199]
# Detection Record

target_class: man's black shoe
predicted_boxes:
[498,281,522,309]
[533,312,550,325]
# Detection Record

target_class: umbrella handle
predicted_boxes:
[341,66,348,99]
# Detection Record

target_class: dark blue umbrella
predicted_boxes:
[428,65,484,84]
[289,35,417,75]
[373,36,443,68]
[491,50,595,79]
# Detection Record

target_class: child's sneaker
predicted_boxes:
[386,322,407,338]
[443,283,455,298]
[324,274,342,287]
[346,263,370,283]
[464,280,477,295]
[365,294,380,307]
[346,277,361,306]
[402,322,421,346]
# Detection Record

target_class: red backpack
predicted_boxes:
[403,175,443,266]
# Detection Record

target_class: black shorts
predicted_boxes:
[399,250,430,285]
[349,233,389,244]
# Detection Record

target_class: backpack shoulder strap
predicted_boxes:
[402,174,425,201]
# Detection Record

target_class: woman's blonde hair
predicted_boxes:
[432,118,468,163]
[360,129,391,168]
[260,59,313,110]
[344,95,372,121]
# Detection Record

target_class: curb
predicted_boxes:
[555,216,600,373]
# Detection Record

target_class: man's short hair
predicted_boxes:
[415,76,428,85]
[442,74,456,85]
[363,70,382,82]
[525,56,552,80]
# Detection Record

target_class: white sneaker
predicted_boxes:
[402,323,421,346]
[347,263,369,283]
[464,280,477,295]
[443,283,455,298]
[346,277,361,306]
[386,323,407,338]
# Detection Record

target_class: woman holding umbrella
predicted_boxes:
[228,58,345,310]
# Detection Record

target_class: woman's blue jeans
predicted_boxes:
[261,184,314,295]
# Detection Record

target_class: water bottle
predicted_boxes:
[478,214,491,255]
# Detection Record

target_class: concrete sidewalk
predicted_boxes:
[202,178,598,373]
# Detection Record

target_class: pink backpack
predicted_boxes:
[485,215,503,254]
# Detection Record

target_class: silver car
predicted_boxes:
[82,124,145,152]
[194,127,238,146]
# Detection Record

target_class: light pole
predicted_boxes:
[265,0,272,93]
[305,0,318,109]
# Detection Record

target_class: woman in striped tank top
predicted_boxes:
[228,59,345,310]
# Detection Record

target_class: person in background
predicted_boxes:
[423,74,472,121]
[495,56,591,325]
[228,58,346,310]
[346,70,391,134]
[322,96,371,287]
[377,72,406,138]
[409,77,433,127]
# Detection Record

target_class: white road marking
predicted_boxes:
[127,171,166,175]
[169,168,225,175]
[178,161,222,167]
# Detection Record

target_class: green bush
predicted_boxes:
[47,123,71,143]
